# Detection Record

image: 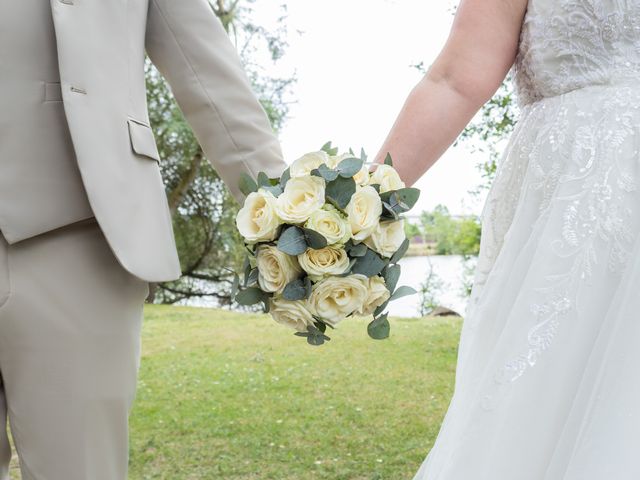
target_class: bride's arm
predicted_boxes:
[373,0,529,185]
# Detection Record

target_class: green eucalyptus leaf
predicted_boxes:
[348,243,368,257]
[389,285,417,302]
[382,264,402,293]
[337,157,364,178]
[282,277,311,301]
[261,184,283,197]
[373,300,389,318]
[302,228,328,250]
[243,256,252,284]
[235,287,266,306]
[314,320,327,333]
[352,248,386,277]
[295,325,331,346]
[326,176,356,210]
[320,141,339,156]
[304,277,313,297]
[239,173,258,197]
[277,226,308,256]
[384,153,393,166]
[385,188,420,213]
[231,272,240,297]
[390,238,410,264]
[381,204,400,220]
[368,313,390,340]
[257,172,271,187]
[312,164,340,182]
[245,268,259,287]
[280,168,291,188]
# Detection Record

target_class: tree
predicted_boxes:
[418,205,481,255]
[417,257,445,317]
[146,1,293,305]
[456,77,518,197]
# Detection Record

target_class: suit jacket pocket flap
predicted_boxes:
[127,118,161,162]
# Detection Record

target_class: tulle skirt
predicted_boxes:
[414,81,640,479]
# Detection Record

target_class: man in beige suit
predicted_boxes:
[0,0,286,478]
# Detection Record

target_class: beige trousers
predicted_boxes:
[0,219,149,479]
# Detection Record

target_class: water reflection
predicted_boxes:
[390,255,474,318]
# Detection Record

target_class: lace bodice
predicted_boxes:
[514,0,640,106]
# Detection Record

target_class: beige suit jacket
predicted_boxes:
[49,0,286,282]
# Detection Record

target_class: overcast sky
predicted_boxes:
[251,0,490,216]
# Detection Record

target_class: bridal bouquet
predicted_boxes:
[233,143,419,345]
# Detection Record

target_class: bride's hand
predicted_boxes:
[373,0,529,186]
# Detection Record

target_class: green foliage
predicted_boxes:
[418,205,481,256]
[320,141,340,156]
[381,188,421,220]
[276,226,309,255]
[351,248,387,278]
[336,157,364,178]
[325,176,357,209]
[238,172,258,196]
[295,324,331,346]
[367,313,390,340]
[457,78,518,196]
[459,254,478,299]
[276,226,327,256]
[282,277,312,301]
[235,287,270,306]
[405,221,421,239]
[418,259,445,317]
[382,264,402,294]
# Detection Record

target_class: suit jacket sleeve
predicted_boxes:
[145,0,287,201]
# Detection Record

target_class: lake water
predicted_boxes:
[390,255,473,318]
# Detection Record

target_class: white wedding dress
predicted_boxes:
[414,1,640,478]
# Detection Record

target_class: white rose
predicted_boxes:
[298,245,350,280]
[364,220,406,258]
[370,164,405,193]
[256,245,302,294]
[356,276,391,317]
[276,176,326,224]
[352,163,370,186]
[235,190,281,243]
[270,298,316,332]
[290,151,331,177]
[308,274,369,326]
[305,206,351,245]
[346,185,383,242]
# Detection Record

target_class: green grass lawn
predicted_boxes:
[9,305,462,479]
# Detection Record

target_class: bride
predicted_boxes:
[375,0,640,478]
